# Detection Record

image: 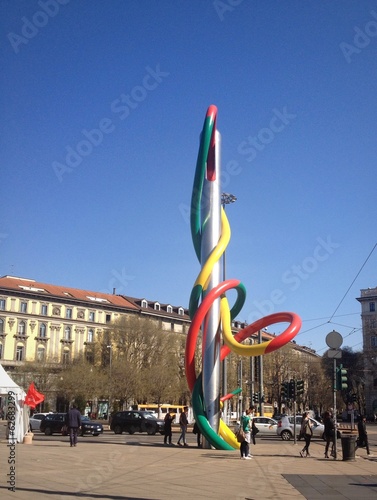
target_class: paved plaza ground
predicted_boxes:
[1,425,376,499]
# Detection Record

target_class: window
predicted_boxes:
[0,343,2,359]
[16,345,24,361]
[0,299,5,310]
[0,318,3,334]
[20,301,27,313]
[64,326,71,341]
[18,321,26,335]
[89,312,95,322]
[62,349,70,364]
[37,346,45,362]
[370,302,376,312]
[41,304,48,315]
[371,336,377,348]
[106,314,111,323]
[87,329,94,343]
[178,307,184,316]
[154,303,160,311]
[66,308,72,319]
[86,350,94,364]
[167,305,172,313]
[39,323,46,338]
[141,300,148,308]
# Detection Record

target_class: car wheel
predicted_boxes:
[93,433,99,437]
[114,425,123,435]
[280,430,292,441]
[128,426,136,435]
[146,426,156,435]
[44,427,52,436]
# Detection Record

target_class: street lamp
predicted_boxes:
[107,345,112,421]
[221,192,237,422]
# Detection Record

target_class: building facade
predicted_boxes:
[357,286,377,419]
[0,275,191,369]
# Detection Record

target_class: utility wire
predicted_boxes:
[328,242,377,322]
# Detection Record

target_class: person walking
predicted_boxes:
[164,410,174,445]
[177,407,189,447]
[299,411,313,457]
[240,409,253,460]
[65,404,81,447]
[357,415,370,455]
[323,411,335,458]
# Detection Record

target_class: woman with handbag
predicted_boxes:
[240,409,253,460]
[299,412,313,457]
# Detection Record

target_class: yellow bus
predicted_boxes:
[255,405,274,418]
[132,404,187,423]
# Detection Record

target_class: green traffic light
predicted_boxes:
[336,364,348,390]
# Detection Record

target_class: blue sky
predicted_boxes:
[1,0,376,354]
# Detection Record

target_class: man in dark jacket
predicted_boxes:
[357,415,370,455]
[65,404,81,447]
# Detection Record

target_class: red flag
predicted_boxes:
[24,382,44,409]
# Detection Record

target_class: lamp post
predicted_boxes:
[107,345,112,421]
[221,192,237,423]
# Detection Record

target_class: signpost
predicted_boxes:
[326,330,343,460]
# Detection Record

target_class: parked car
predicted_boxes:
[29,412,52,431]
[252,417,278,436]
[276,415,325,441]
[80,416,103,436]
[110,410,165,435]
[40,413,67,435]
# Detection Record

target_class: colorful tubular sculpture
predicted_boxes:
[186,105,302,450]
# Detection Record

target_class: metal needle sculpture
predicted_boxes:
[185,105,302,450]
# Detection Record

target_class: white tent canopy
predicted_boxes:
[0,364,28,443]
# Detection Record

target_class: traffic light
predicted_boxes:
[289,379,296,400]
[280,382,288,399]
[253,392,259,403]
[351,393,357,403]
[296,380,304,396]
[336,364,348,390]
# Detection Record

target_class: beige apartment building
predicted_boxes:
[0,275,191,369]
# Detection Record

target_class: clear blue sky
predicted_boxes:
[1,0,376,354]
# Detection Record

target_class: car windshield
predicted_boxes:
[81,416,90,422]
[140,411,156,420]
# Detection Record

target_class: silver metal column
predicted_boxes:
[201,130,221,439]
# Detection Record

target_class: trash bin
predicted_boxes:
[341,434,356,461]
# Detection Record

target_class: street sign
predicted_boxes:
[327,348,342,359]
[326,330,343,349]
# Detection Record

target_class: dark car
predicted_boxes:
[40,413,103,436]
[40,413,67,435]
[110,410,165,435]
[80,416,103,436]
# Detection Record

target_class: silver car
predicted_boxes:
[253,417,278,436]
[29,412,52,431]
[276,415,325,441]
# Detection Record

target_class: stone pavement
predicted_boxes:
[0,431,376,500]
